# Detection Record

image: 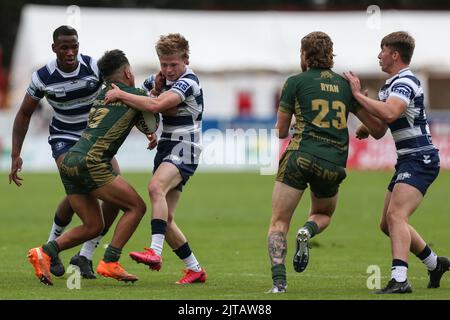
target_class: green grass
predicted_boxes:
[1,170,450,300]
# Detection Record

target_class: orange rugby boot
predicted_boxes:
[27,246,53,286]
[96,259,138,283]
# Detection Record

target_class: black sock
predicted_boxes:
[151,219,167,235]
[271,264,286,285]
[173,242,192,260]
[54,214,71,227]
[42,240,60,259]
[303,221,319,238]
[103,245,122,263]
[416,245,432,260]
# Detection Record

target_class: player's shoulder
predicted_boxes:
[178,68,200,85]
[32,59,58,84]
[79,53,100,77]
[394,70,421,88]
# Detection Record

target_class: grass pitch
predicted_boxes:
[1,170,450,300]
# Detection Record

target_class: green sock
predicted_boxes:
[303,221,319,238]
[271,264,286,285]
[42,240,60,259]
[103,245,122,263]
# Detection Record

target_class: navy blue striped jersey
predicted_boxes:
[378,68,436,156]
[142,67,203,149]
[26,54,102,143]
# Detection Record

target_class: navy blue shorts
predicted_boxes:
[49,139,77,160]
[388,150,440,196]
[154,140,199,192]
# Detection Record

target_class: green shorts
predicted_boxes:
[59,152,116,195]
[276,150,346,198]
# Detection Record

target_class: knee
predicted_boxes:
[136,200,147,218]
[85,221,104,239]
[386,210,405,226]
[148,180,164,200]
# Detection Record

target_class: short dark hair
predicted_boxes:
[53,25,78,43]
[381,31,415,64]
[97,49,129,79]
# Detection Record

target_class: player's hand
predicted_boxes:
[9,156,23,186]
[343,71,362,94]
[154,71,165,94]
[356,124,370,140]
[147,133,158,150]
[104,83,122,104]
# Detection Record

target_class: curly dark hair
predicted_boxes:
[301,31,334,69]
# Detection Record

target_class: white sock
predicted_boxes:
[183,253,202,272]
[151,234,165,256]
[47,222,65,242]
[391,266,408,282]
[422,251,438,271]
[79,235,103,260]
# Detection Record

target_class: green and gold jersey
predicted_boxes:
[70,82,147,164]
[279,68,358,167]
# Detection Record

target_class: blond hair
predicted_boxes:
[381,31,415,64]
[155,33,190,63]
[301,31,334,69]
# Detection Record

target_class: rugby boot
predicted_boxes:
[70,253,96,279]
[176,268,207,284]
[293,229,310,272]
[50,254,65,277]
[375,279,412,294]
[266,282,287,294]
[428,256,450,288]
[28,246,53,286]
[96,259,138,283]
[129,248,162,271]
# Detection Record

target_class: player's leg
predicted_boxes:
[376,183,422,294]
[293,193,338,273]
[267,181,304,293]
[28,194,103,286]
[293,155,345,273]
[92,175,146,282]
[129,162,182,269]
[71,157,121,279]
[164,189,206,284]
[46,151,75,277]
[380,190,449,288]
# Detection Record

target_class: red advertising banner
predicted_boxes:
[348,133,450,169]
[281,130,450,170]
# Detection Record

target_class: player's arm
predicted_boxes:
[105,83,180,113]
[276,110,293,139]
[344,71,407,123]
[353,106,388,140]
[9,94,40,186]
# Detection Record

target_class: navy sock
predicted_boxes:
[151,219,167,235]
[173,242,192,260]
